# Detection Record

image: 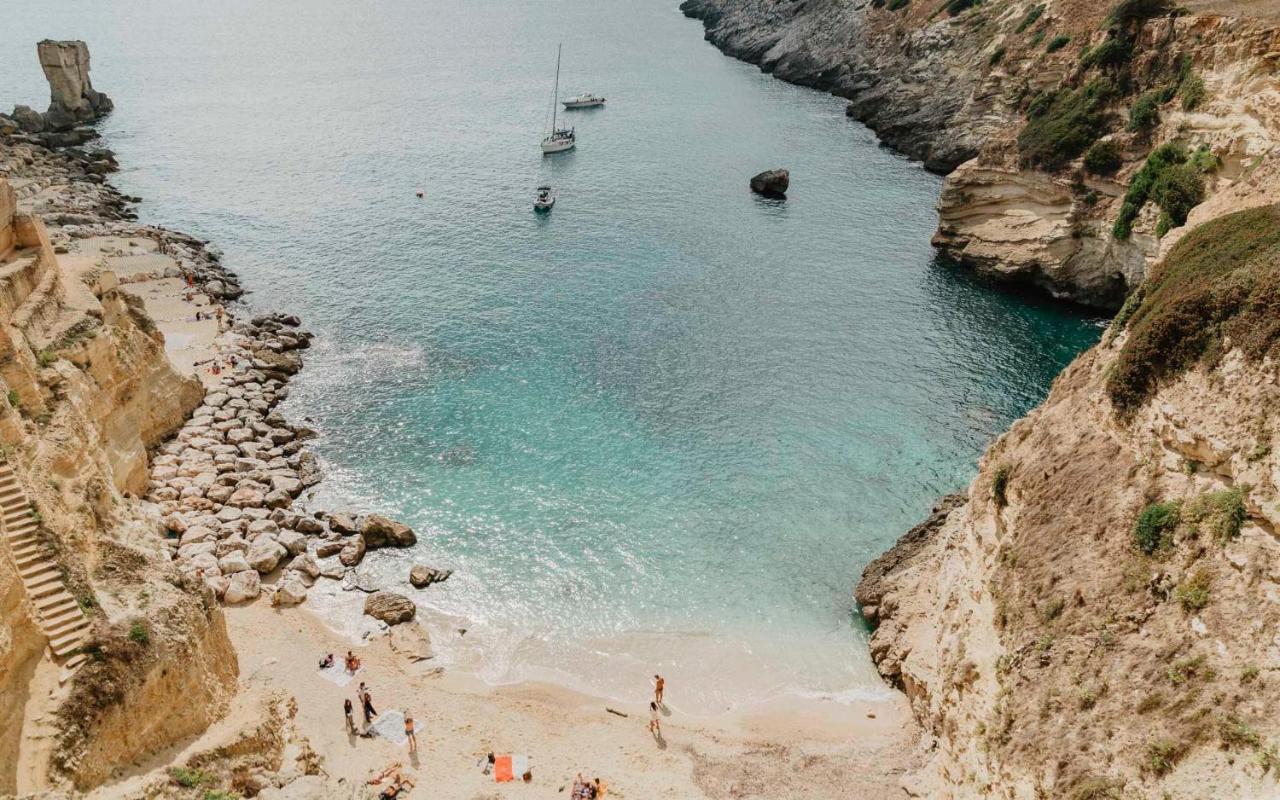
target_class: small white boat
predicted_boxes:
[534,185,556,211]
[541,44,576,155]
[563,92,606,109]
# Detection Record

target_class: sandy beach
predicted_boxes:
[67,228,922,799]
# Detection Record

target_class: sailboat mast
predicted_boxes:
[552,43,561,132]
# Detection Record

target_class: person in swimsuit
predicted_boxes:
[344,698,355,733]
[653,674,665,706]
[648,701,661,738]
[404,714,417,754]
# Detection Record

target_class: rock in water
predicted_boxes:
[409,564,453,589]
[363,591,417,625]
[750,169,789,198]
[37,40,112,130]
[359,514,417,549]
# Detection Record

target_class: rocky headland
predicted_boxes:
[683,0,1280,310]
[687,0,1280,797]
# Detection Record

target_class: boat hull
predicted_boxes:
[563,99,605,109]
[541,138,575,154]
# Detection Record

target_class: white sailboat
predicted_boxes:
[541,44,576,155]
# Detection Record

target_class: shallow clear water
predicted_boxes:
[6,0,1103,711]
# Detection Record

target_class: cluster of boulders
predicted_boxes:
[3,72,455,625]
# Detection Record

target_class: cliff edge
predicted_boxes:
[855,204,1280,797]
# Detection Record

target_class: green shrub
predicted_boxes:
[1146,739,1182,775]
[1084,140,1123,175]
[1155,211,1172,239]
[1242,665,1261,683]
[989,46,1006,66]
[992,464,1012,507]
[1046,34,1072,53]
[1166,654,1211,685]
[171,767,213,788]
[1190,144,1219,173]
[1109,0,1175,26]
[946,0,979,15]
[1030,30,1045,47]
[1018,80,1115,171]
[1107,205,1280,413]
[1081,36,1134,70]
[203,791,237,800]
[128,620,150,646]
[1179,72,1206,110]
[1220,715,1264,749]
[888,0,910,10]
[1016,4,1045,33]
[5,389,17,408]
[1133,500,1179,554]
[1174,569,1211,611]
[1128,90,1163,132]
[1184,488,1246,543]
[1112,142,1191,240]
[1041,596,1066,622]
[1150,163,1205,226]
[36,350,57,368]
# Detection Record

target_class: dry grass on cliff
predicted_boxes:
[1107,204,1280,415]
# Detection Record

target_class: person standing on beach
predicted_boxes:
[653,674,665,706]
[648,701,661,738]
[404,714,417,754]
[362,687,378,723]
[344,698,355,733]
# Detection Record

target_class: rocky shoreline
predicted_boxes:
[2,98,438,629]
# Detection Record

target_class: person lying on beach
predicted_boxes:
[319,653,334,670]
[379,772,415,799]
[594,778,608,798]
[345,650,361,673]
[366,762,403,785]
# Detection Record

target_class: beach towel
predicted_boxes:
[369,710,408,745]
[319,664,360,687]
[493,755,513,782]
[492,754,528,782]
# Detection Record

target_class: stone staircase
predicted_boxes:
[0,462,89,676]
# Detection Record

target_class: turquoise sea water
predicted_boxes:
[5,0,1103,711]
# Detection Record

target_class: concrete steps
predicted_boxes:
[0,462,90,672]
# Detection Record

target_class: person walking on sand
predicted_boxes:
[404,713,417,754]
[653,674,665,706]
[362,687,378,723]
[648,701,661,738]
[344,698,355,733]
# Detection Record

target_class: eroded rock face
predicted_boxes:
[37,40,113,130]
[363,591,416,625]
[854,213,1280,796]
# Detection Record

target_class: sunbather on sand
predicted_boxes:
[379,771,415,799]
[345,650,361,673]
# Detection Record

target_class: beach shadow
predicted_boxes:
[409,750,421,769]
[346,725,358,748]
[660,704,672,718]
[654,732,668,751]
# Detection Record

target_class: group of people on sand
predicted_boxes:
[648,673,665,738]
[367,763,415,800]
[571,773,608,798]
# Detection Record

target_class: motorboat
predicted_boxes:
[563,92,606,109]
[534,185,556,211]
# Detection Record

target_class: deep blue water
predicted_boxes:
[4,0,1103,711]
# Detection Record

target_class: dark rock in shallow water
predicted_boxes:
[11,105,43,133]
[360,514,416,549]
[364,591,416,625]
[750,169,789,198]
[409,564,452,589]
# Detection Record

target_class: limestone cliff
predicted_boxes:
[684,0,1280,309]
[856,204,1280,798]
[0,160,236,794]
